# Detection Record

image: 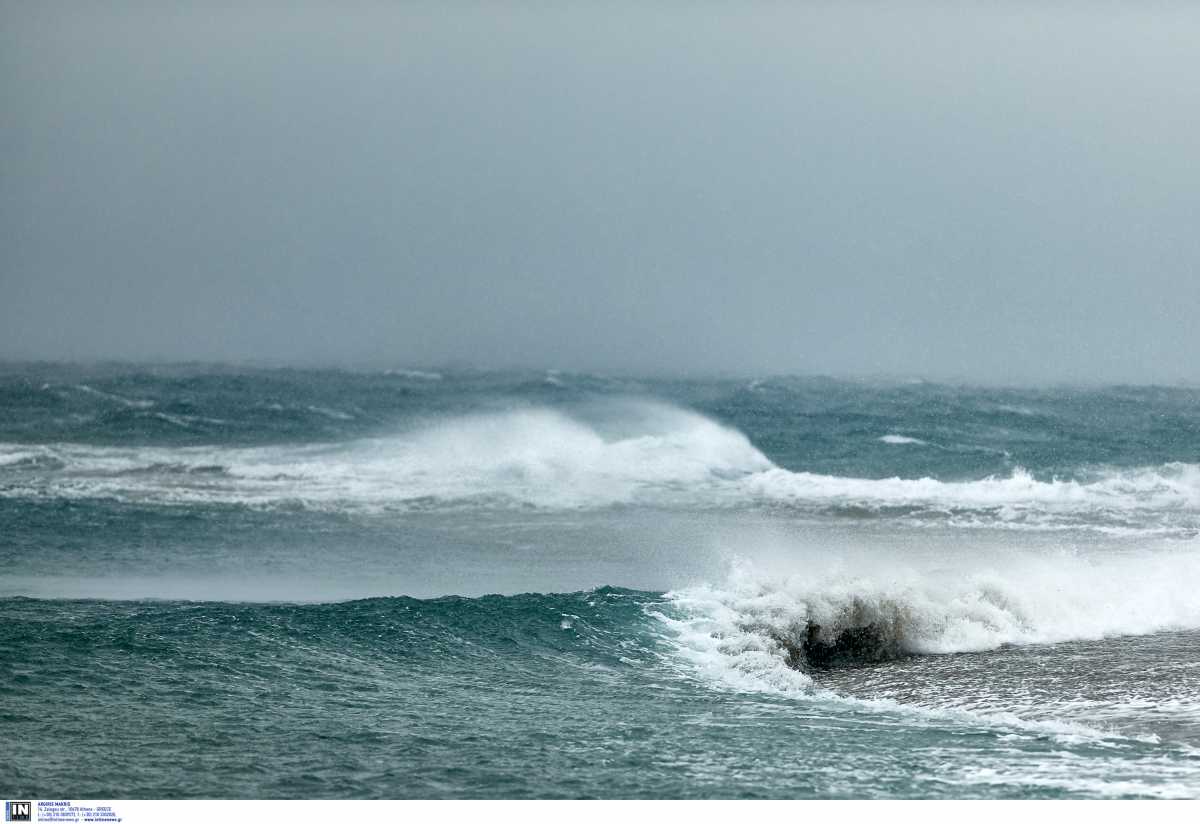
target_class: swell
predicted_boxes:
[0,588,665,673]
[7,577,1200,753]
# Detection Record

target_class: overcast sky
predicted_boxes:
[2,2,1198,382]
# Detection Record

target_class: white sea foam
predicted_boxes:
[655,549,1200,748]
[384,369,443,381]
[0,402,768,509]
[306,405,355,421]
[879,434,926,445]
[351,403,771,507]
[739,463,1200,525]
[663,548,1200,665]
[74,384,155,409]
[2,402,1199,531]
[0,445,56,467]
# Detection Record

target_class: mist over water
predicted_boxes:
[3,365,1200,797]
[5,0,1200,801]
[4,4,1200,382]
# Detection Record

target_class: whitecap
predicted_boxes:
[879,434,926,445]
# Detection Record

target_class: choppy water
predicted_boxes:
[2,364,1199,798]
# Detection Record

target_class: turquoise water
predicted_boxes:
[2,365,1199,797]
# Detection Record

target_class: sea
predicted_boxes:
[2,363,1199,798]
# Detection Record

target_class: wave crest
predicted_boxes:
[663,548,1200,689]
[2,402,1199,533]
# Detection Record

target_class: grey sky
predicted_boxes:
[2,3,1198,382]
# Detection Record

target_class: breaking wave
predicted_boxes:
[741,463,1200,532]
[1,402,1199,532]
[660,547,1200,690]
[0,403,767,509]
[880,434,926,445]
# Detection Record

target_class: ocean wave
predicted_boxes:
[662,549,1200,675]
[1,402,1198,532]
[740,463,1200,523]
[7,576,1198,757]
[879,434,926,445]
[383,369,443,381]
[0,402,771,510]
[654,553,1200,751]
[74,384,156,409]
[306,405,356,421]
[5,585,1195,797]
